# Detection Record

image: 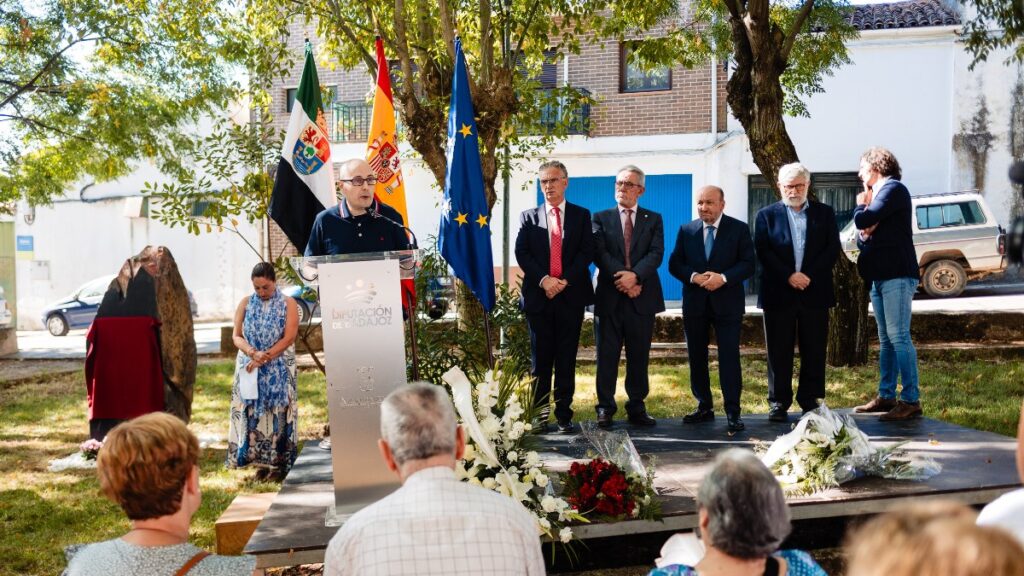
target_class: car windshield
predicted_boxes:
[72,276,115,300]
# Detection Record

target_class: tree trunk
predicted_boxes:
[827,256,871,366]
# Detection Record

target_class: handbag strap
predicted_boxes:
[175,550,211,576]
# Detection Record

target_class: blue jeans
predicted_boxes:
[870,277,920,403]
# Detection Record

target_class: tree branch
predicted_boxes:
[323,0,376,73]
[781,0,815,61]
[0,35,101,109]
[479,0,493,84]
[435,0,457,62]
[0,112,92,142]
[512,0,544,68]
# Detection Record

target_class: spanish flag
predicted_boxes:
[366,37,409,227]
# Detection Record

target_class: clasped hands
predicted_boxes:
[856,187,879,240]
[613,270,642,299]
[245,349,271,373]
[788,272,811,291]
[692,271,726,292]
[542,276,568,299]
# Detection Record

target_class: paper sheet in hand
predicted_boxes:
[238,363,259,400]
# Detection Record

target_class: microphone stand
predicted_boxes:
[372,211,421,380]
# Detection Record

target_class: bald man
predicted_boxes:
[304,158,411,256]
[668,185,755,433]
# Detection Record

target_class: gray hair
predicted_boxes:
[618,164,645,187]
[380,382,457,466]
[778,162,810,184]
[697,449,791,559]
[539,159,568,178]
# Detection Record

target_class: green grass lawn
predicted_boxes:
[0,355,1021,575]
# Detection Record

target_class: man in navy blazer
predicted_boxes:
[515,160,595,432]
[669,185,755,432]
[754,163,840,423]
[592,165,664,428]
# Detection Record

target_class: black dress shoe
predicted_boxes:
[596,409,613,428]
[682,408,715,424]
[556,420,575,433]
[727,414,746,432]
[628,411,657,427]
[768,405,788,423]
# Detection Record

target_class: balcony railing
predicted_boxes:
[332,101,374,143]
[331,87,591,143]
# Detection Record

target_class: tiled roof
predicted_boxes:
[849,0,960,31]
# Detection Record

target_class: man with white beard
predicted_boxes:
[753,163,840,423]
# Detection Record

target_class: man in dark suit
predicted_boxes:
[754,163,840,423]
[515,160,595,432]
[668,185,755,432]
[592,165,665,428]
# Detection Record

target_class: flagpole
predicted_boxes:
[482,313,495,370]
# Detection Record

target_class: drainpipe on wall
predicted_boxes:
[711,53,718,142]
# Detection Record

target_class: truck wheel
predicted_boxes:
[296,300,310,324]
[923,259,966,298]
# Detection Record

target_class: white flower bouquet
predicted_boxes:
[443,367,586,544]
[760,403,941,496]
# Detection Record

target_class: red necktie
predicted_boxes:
[550,206,562,278]
[623,208,634,269]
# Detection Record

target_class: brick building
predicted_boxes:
[268,0,1020,303]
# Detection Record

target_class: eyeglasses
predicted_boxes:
[339,176,378,187]
[615,181,641,190]
[782,182,808,191]
[539,177,565,186]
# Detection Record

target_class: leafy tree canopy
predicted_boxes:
[962,0,1024,66]
[0,0,278,212]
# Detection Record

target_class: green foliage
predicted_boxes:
[0,0,271,211]
[411,241,531,387]
[962,0,1024,67]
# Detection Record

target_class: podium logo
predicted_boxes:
[330,279,395,330]
[343,279,377,304]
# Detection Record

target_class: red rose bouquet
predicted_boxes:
[562,457,659,521]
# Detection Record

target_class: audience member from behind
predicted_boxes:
[66,413,260,576]
[846,500,1024,576]
[977,399,1024,545]
[324,382,545,575]
[649,449,826,576]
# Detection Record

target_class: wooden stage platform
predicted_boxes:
[244,411,1020,569]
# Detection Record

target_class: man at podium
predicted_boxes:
[305,158,412,257]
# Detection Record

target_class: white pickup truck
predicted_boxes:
[841,191,1007,297]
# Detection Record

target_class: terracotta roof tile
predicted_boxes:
[849,0,960,31]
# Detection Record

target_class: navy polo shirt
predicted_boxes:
[304,204,410,256]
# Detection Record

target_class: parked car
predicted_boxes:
[41,275,199,336]
[0,285,12,328]
[841,191,1007,297]
[281,284,320,323]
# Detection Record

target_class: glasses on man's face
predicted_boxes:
[615,181,641,190]
[340,176,378,187]
[539,177,564,187]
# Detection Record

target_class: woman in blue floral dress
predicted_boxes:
[226,262,299,481]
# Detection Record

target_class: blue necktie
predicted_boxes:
[704,225,715,260]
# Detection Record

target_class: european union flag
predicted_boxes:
[439,38,495,312]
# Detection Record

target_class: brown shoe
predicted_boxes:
[854,396,898,413]
[879,401,923,422]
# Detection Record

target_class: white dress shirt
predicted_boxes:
[540,200,568,286]
[324,466,545,576]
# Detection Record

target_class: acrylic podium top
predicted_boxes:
[289,250,421,286]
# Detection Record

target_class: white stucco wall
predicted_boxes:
[785,26,959,194]
[14,186,259,330]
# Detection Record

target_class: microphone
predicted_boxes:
[371,210,418,250]
[1009,161,1024,186]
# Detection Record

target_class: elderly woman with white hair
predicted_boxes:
[649,449,826,576]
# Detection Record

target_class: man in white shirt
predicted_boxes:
[323,383,545,576]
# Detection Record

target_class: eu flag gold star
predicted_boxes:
[476,214,488,228]
[454,212,469,226]
[459,123,473,137]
